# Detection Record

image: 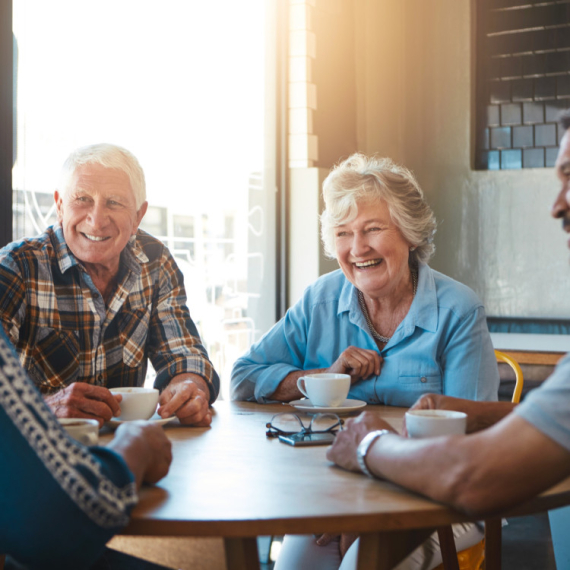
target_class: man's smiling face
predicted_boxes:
[55,163,147,276]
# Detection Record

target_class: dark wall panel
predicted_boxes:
[476,0,570,170]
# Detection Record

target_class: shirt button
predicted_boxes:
[420,376,427,383]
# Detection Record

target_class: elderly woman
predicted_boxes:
[231,154,498,406]
[230,153,499,570]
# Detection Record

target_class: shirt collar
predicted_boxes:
[336,263,438,333]
[124,233,149,272]
[408,263,438,333]
[338,274,356,315]
[52,224,148,276]
[52,224,79,274]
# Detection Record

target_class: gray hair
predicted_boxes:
[320,153,437,265]
[58,143,146,209]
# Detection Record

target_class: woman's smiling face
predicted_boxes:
[334,199,412,300]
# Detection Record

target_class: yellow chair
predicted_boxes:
[495,350,524,404]
[433,350,524,570]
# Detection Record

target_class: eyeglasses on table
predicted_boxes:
[266,412,344,438]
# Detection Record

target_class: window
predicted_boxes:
[10,0,284,397]
[475,0,570,170]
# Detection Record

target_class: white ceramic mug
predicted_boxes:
[296,373,351,407]
[59,418,99,446]
[109,387,159,421]
[405,409,467,439]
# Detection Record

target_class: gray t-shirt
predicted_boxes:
[515,353,570,452]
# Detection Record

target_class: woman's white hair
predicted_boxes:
[320,153,437,265]
[58,143,146,209]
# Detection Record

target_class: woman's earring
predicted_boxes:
[410,246,416,251]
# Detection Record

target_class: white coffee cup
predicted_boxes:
[296,373,351,407]
[405,409,467,439]
[59,418,99,446]
[109,387,159,421]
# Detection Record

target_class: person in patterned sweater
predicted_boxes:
[0,324,172,569]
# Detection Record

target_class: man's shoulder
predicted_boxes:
[299,269,346,306]
[0,228,55,264]
[134,229,168,263]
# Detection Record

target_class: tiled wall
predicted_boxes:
[476,0,570,170]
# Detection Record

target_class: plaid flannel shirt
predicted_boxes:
[0,224,219,402]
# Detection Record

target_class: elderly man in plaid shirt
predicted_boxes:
[0,143,219,427]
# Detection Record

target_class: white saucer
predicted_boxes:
[106,412,176,428]
[289,399,367,414]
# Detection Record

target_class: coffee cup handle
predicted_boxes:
[297,377,309,398]
[83,431,99,446]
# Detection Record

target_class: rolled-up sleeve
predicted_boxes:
[0,252,27,344]
[148,249,220,403]
[231,302,310,402]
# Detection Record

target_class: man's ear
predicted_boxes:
[54,190,64,221]
[133,201,148,234]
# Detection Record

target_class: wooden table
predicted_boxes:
[105,401,570,570]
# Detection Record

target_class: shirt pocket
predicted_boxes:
[395,373,443,401]
[118,308,151,368]
[398,373,442,387]
[28,327,80,392]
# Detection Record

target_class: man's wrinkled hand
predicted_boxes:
[45,382,122,427]
[158,379,212,426]
[326,412,396,472]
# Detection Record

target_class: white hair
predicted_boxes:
[320,153,437,265]
[58,143,146,209]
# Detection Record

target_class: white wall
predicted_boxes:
[352,0,569,318]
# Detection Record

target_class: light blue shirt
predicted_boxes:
[516,353,570,451]
[231,264,499,405]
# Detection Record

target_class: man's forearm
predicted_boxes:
[467,401,517,432]
[365,414,570,515]
[425,395,517,433]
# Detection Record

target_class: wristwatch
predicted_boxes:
[356,429,393,478]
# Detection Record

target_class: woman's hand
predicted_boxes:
[271,346,382,402]
[327,346,383,384]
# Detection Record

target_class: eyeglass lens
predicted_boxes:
[267,412,342,436]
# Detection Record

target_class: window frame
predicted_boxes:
[1,0,288,322]
[0,0,13,247]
